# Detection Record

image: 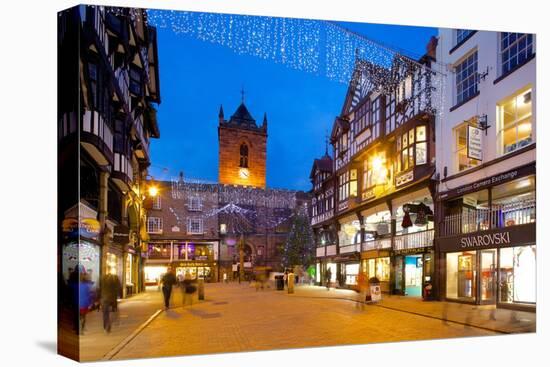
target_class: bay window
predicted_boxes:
[497,88,533,155]
[396,125,427,172]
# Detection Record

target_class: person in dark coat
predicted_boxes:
[161,267,177,310]
[100,273,121,333]
[325,267,332,290]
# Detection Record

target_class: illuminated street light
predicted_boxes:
[148,185,159,197]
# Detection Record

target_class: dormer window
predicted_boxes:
[239,143,249,168]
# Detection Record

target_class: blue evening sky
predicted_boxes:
[149,17,437,191]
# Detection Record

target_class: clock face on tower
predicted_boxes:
[238,167,250,179]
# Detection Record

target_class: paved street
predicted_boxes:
[102,282,534,361]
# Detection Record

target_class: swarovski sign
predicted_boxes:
[460,232,510,248]
[436,223,535,253]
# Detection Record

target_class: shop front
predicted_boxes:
[61,217,102,290]
[437,167,536,310]
[361,250,391,293]
[392,190,435,298]
[336,215,361,288]
[438,223,535,310]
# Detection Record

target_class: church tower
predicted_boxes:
[218,97,267,188]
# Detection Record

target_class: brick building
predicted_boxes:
[144,100,310,281]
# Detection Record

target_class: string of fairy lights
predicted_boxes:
[101,6,446,118]
[167,178,302,234]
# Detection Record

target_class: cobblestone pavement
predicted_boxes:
[111,282,508,361]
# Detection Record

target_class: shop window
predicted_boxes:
[497,88,533,155]
[491,175,536,227]
[367,257,390,281]
[345,263,360,285]
[499,33,534,76]
[454,123,481,172]
[350,169,358,197]
[499,245,536,304]
[106,253,119,276]
[446,251,477,301]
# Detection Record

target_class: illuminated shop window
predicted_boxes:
[446,251,477,301]
[454,123,481,172]
[367,257,390,281]
[396,125,427,172]
[499,245,536,304]
[497,88,533,155]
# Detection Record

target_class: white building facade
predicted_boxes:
[434,30,536,310]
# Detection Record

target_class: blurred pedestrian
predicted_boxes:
[325,267,332,290]
[100,272,121,333]
[77,268,94,334]
[283,270,288,289]
[356,271,368,310]
[161,267,177,310]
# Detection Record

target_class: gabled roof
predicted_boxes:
[330,116,350,142]
[309,154,333,180]
[340,58,391,116]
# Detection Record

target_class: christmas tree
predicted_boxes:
[282,206,314,268]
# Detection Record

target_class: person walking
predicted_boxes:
[77,268,94,335]
[100,272,121,333]
[161,267,177,310]
[325,267,332,290]
[356,271,368,310]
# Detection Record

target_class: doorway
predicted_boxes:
[404,255,423,297]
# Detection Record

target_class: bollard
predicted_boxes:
[198,278,205,300]
[287,273,295,294]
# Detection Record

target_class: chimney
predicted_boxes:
[426,36,438,60]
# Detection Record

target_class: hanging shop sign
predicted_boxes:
[467,125,483,161]
[438,163,536,200]
[436,223,535,252]
[62,217,101,241]
[113,225,130,244]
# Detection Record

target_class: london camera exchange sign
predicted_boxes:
[467,125,483,161]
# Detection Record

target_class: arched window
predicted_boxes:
[239,143,249,168]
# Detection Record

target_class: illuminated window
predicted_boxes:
[497,88,533,155]
[368,257,390,281]
[338,171,350,201]
[454,123,480,172]
[397,126,427,172]
[455,51,478,105]
[500,33,534,76]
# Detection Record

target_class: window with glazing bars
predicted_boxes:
[500,33,534,76]
[455,51,478,105]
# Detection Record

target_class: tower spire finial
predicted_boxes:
[241,85,245,104]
